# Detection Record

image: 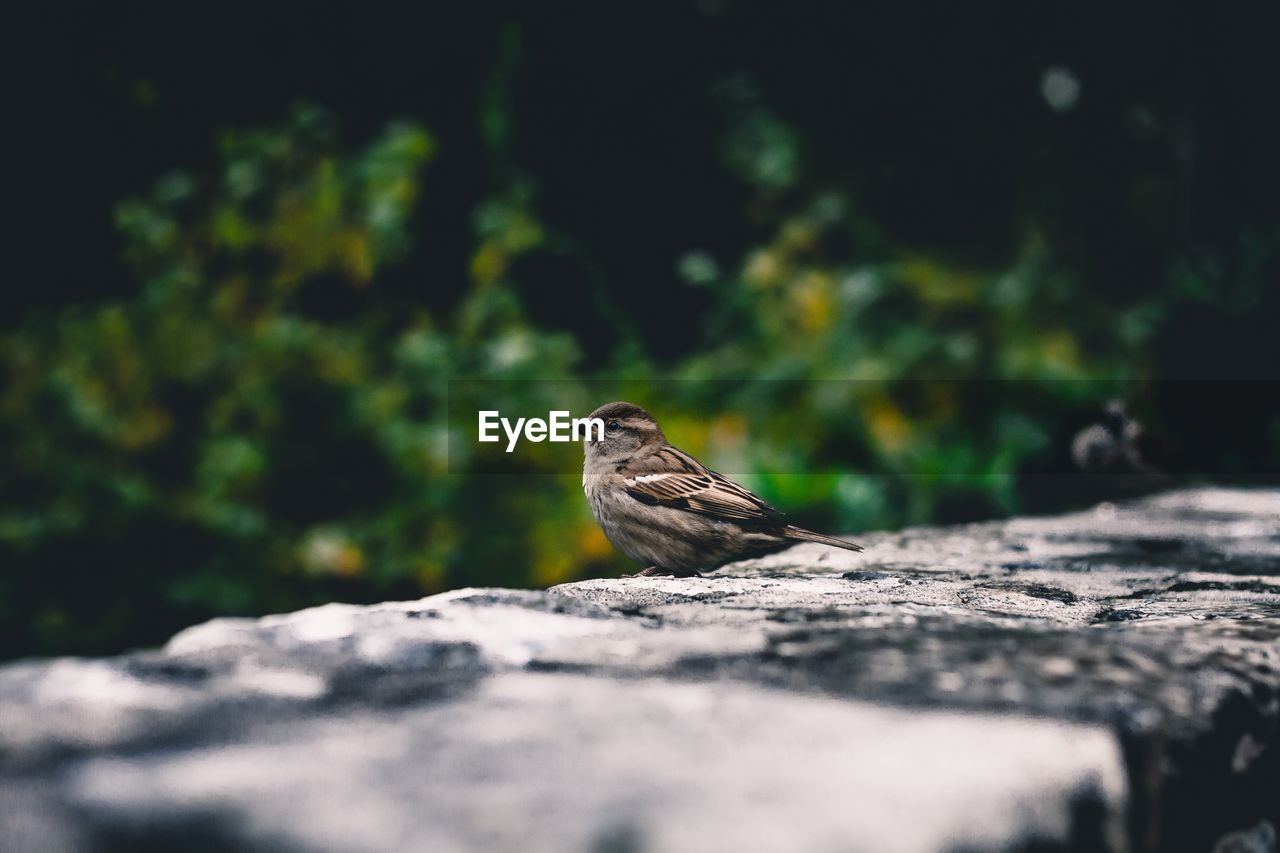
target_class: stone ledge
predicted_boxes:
[1,487,1277,852]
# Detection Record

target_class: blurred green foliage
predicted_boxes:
[5,4,1279,658]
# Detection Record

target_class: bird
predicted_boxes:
[582,401,862,577]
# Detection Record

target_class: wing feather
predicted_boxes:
[621,447,785,525]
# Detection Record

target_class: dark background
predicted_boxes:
[4,1,1278,659]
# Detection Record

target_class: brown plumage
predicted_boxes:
[582,401,862,577]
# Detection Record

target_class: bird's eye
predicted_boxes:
[605,420,620,434]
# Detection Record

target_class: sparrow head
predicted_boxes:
[583,401,665,465]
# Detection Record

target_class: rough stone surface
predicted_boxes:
[1,487,1277,852]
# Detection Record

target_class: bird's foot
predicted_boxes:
[623,566,704,579]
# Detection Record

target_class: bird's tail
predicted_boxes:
[781,525,863,553]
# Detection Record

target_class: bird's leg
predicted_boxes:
[623,566,704,578]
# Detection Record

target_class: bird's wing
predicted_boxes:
[621,446,786,525]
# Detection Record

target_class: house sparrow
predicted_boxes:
[582,402,862,577]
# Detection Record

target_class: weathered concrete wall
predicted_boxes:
[2,488,1277,852]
